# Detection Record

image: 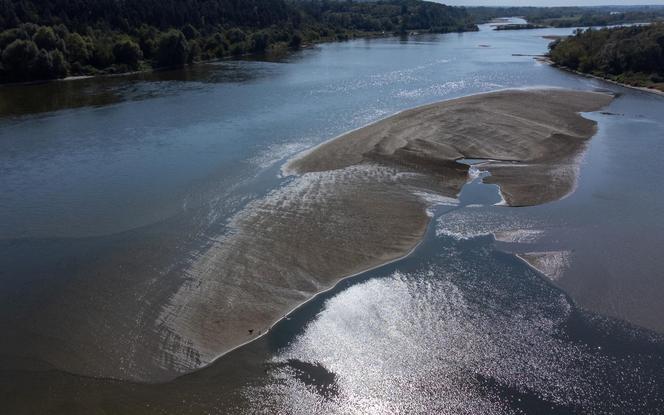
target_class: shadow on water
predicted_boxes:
[0,59,283,118]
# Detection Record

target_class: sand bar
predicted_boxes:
[1,89,612,382]
[153,89,612,381]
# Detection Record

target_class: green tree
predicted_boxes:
[0,27,28,50]
[0,0,480,83]
[226,28,246,44]
[32,26,59,50]
[156,30,188,68]
[113,38,142,69]
[90,39,114,68]
[1,39,38,79]
[249,31,269,52]
[31,48,54,78]
[30,48,68,79]
[187,40,201,63]
[50,49,67,77]
[65,32,91,64]
[181,24,199,40]
[289,33,302,49]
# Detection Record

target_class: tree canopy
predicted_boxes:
[548,23,664,92]
[0,0,477,83]
[467,5,664,28]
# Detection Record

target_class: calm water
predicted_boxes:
[1,22,664,413]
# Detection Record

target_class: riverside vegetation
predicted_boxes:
[0,0,476,83]
[468,5,664,28]
[548,23,664,92]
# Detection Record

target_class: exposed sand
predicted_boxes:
[286,89,613,205]
[517,251,572,282]
[0,89,611,383]
[151,89,612,381]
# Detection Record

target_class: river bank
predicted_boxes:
[3,23,664,413]
[544,57,664,96]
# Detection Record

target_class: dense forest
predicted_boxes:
[468,5,664,28]
[0,0,476,83]
[548,24,664,92]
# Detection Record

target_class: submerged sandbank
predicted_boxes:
[152,89,612,381]
[0,89,611,382]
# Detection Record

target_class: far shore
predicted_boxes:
[0,29,467,88]
[540,56,664,97]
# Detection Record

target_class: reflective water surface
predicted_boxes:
[1,22,664,413]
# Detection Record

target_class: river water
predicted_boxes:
[1,22,663,413]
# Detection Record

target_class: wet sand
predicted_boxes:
[0,89,612,383]
[287,89,613,205]
[154,89,612,381]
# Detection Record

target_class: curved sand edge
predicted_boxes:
[15,89,611,382]
[286,88,613,206]
[148,89,613,382]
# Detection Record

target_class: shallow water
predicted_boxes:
[1,21,664,413]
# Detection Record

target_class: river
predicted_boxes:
[1,21,663,413]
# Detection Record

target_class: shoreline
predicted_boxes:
[543,57,664,97]
[153,89,613,383]
[0,29,478,88]
[190,214,432,383]
[0,89,613,384]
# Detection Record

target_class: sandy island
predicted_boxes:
[1,89,612,383]
[149,89,613,382]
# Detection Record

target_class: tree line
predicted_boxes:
[548,23,664,91]
[467,5,664,28]
[0,0,477,83]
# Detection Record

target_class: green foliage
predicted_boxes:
[157,30,188,68]
[50,49,68,77]
[90,39,114,69]
[181,24,199,41]
[226,28,247,44]
[1,39,38,79]
[188,40,201,63]
[65,33,91,64]
[289,32,302,49]
[250,31,270,52]
[0,0,477,83]
[468,5,664,27]
[113,39,143,70]
[33,26,59,50]
[32,48,67,78]
[1,38,67,81]
[549,24,664,91]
